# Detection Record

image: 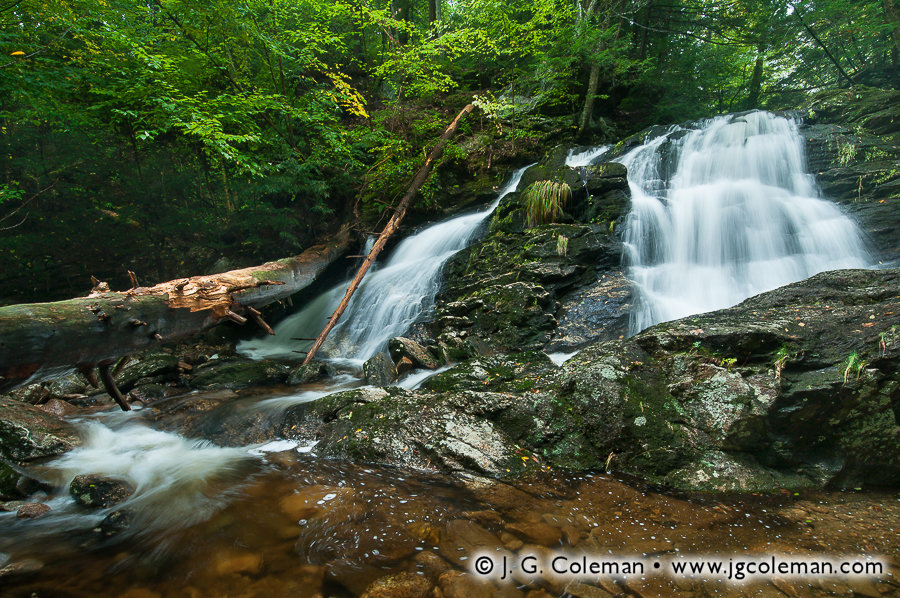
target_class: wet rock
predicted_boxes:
[363,352,397,386]
[287,360,334,386]
[434,222,621,354]
[801,86,900,264]
[489,194,529,235]
[16,502,50,519]
[504,521,562,546]
[295,267,900,491]
[69,474,135,508]
[212,550,263,576]
[45,372,89,398]
[436,334,479,363]
[0,558,43,578]
[187,358,290,390]
[0,398,81,462]
[38,398,82,418]
[7,384,51,405]
[115,352,180,391]
[437,570,498,598]
[519,162,583,196]
[395,356,415,377]
[127,383,173,404]
[389,337,438,370]
[0,500,27,512]
[410,550,452,580]
[438,520,501,566]
[360,571,433,598]
[582,161,627,182]
[305,387,527,477]
[95,509,133,537]
[547,270,632,352]
[0,460,21,499]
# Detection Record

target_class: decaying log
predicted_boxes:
[0,227,351,393]
[302,103,475,365]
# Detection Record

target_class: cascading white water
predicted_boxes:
[620,111,871,334]
[565,146,610,167]
[0,414,258,546]
[238,165,534,364]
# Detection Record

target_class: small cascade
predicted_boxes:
[0,414,257,552]
[565,145,610,168]
[238,165,533,365]
[619,111,871,333]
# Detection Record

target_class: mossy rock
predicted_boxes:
[187,359,290,390]
[0,398,81,462]
[69,474,135,508]
[116,352,180,391]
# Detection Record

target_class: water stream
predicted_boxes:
[618,111,871,333]
[238,165,533,367]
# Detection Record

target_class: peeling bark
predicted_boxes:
[0,227,351,393]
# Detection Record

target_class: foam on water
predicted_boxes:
[566,146,610,167]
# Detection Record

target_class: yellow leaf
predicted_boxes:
[10,51,25,56]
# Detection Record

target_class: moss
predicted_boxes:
[618,373,691,478]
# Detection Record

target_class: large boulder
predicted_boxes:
[432,223,626,354]
[280,268,900,492]
[801,86,900,264]
[0,398,81,462]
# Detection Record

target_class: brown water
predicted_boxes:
[1,394,898,598]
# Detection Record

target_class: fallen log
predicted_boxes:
[0,227,351,395]
[302,103,475,364]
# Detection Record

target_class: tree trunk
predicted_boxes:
[886,0,900,57]
[302,104,475,365]
[577,63,602,140]
[794,8,855,87]
[746,44,766,109]
[0,228,351,393]
[639,1,652,60]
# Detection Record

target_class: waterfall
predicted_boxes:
[238,165,533,365]
[566,146,609,167]
[619,111,871,334]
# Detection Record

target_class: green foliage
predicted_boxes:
[843,351,867,384]
[1,0,893,304]
[556,234,569,257]
[522,180,570,227]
